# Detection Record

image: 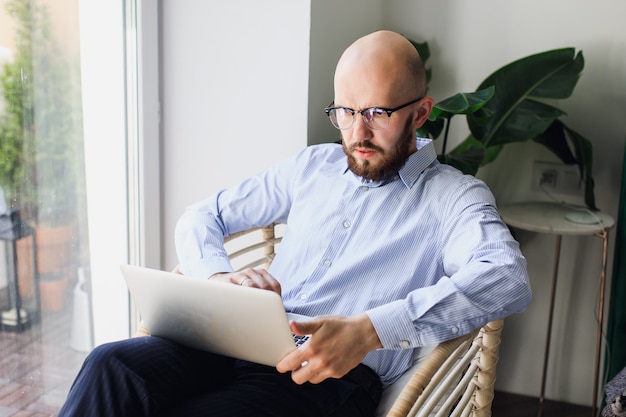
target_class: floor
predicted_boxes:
[0,305,87,417]
[0,305,598,417]
[492,390,594,417]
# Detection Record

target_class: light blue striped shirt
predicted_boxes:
[175,138,531,386]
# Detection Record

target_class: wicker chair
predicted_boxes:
[137,224,504,417]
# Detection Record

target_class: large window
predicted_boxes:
[0,0,135,413]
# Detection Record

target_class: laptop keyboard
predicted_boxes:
[292,334,310,348]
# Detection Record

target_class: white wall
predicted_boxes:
[385,0,626,405]
[160,0,312,270]
[307,0,384,145]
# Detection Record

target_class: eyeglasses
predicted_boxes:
[324,97,423,130]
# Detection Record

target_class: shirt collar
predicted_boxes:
[398,138,437,189]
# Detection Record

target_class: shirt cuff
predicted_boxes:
[366,300,421,349]
[179,254,234,279]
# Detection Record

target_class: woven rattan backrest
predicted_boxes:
[224,223,282,271]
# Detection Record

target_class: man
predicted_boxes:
[59,30,531,417]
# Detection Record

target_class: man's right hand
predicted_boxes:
[209,268,282,296]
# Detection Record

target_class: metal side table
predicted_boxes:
[499,201,614,417]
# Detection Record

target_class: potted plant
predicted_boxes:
[411,41,596,210]
[0,0,81,311]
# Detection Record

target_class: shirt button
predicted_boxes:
[323,259,332,267]
[451,326,459,334]
[400,340,410,349]
[343,220,351,228]
[300,294,307,300]
[361,186,368,192]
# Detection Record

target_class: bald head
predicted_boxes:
[334,30,427,105]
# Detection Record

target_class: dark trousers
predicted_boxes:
[58,336,382,417]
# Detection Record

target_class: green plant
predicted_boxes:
[0,0,80,225]
[0,0,35,213]
[412,42,596,210]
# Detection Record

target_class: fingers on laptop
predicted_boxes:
[230,268,282,295]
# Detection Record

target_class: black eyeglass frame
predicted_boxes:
[324,97,423,130]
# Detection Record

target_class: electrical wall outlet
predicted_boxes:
[531,161,582,195]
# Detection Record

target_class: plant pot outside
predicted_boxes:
[34,224,75,274]
[15,239,36,299]
[39,272,70,312]
[16,223,75,308]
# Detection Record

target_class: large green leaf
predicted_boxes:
[422,87,495,152]
[531,119,578,165]
[450,135,483,155]
[429,86,495,120]
[468,48,584,147]
[452,135,504,167]
[417,118,444,139]
[441,145,486,176]
[565,126,596,211]
[531,119,596,210]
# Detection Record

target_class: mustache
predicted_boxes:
[348,141,384,153]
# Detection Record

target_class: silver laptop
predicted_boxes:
[120,264,309,367]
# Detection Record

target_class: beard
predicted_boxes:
[342,118,414,182]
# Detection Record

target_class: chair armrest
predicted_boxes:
[385,319,504,417]
[386,331,475,417]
